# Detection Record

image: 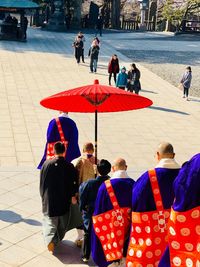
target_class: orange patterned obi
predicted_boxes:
[92,180,131,262]
[46,118,68,159]
[168,206,200,267]
[126,169,170,267]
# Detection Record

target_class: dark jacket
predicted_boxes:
[40,157,78,217]
[88,45,100,60]
[108,58,119,74]
[79,175,110,215]
[127,68,141,91]
[74,40,83,58]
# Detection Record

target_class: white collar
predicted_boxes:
[59,113,69,118]
[155,158,180,169]
[111,170,130,179]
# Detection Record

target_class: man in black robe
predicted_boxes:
[40,142,80,253]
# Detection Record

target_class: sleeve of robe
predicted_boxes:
[91,178,134,267]
[37,117,81,169]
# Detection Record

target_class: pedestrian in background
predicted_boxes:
[127,63,141,94]
[108,54,119,86]
[73,36,83,64]
[116,66,128,90]
[180,66,192,101]
[95,15,103,37]
[74,32,85,63]
[88,41,100,73]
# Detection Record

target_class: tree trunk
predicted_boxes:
[111,0,120,28]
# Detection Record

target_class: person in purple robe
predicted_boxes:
[126,142,180,267]
[38,112,81,169]
[159,153,200,267]
[91,158,135,267]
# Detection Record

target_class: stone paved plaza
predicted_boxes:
[0,28,200,266]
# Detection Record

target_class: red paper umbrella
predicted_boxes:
[40,80,153,161]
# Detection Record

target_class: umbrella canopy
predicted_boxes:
[40,80,152,113]
[0,0,39,9]
[40,79,153,165]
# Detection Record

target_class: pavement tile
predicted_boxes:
[0,245,36,266]
[0,191,28,207]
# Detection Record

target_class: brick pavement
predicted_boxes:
[0,28,200,266]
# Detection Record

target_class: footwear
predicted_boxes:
[182,95,185,98]
[47,242,55,253]
[75,238,83,248]
[186,97,189,101]
[82,61,85,63]
[81,256,89,263]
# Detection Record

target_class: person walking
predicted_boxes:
[180,66,192,100]
[116,66,128,90]
[108,54,119,86]
[74,32,85,63]
[40,142,81,253]
[88,42,100,73]
[126,142,180,267]
[127,63,141,94]
[73,36,84,64]
[79,159,111,263]
[92,158,135,267]
[37,111,80,169]
[95,15,103,37]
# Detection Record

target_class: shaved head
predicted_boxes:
[157,142,175,159]
[113,158,127,171]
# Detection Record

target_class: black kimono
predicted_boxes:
[40,156,82,246]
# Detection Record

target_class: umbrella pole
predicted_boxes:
[95,110,98,166]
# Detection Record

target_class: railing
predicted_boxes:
[121,20,139,30]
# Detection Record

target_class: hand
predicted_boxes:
[71,196,77,204]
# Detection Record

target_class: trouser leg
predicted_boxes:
[82,49,84,62]
[42,215,58,246]
[93,59,97,72]
[184,87,189,97]
[114,73,117,84]
[82,223,91,259]
[90,58,94,72]
[109,73,112,85]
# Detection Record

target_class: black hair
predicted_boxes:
[186,66,191,72]
[97,159,111,176]
[54,142,65,155]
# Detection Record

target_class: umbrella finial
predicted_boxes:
[94,79,99,84]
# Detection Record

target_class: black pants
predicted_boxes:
[82,222,92,259]
[109,73,117,85]
[118,86,125,90]
[82,49,84,63]
[184,87,189,97]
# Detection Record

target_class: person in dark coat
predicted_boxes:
[74,32,85,63]
[79,159,111,262]
[127,63,141,94]
[88,42,100,73]
[95,15,103,37]
[73,37,84,64]
[40,142,80,253]
[108,54,119,86]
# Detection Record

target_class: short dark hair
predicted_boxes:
[186,66,191,71]
[54,142,65,155]
[97,159,111,176]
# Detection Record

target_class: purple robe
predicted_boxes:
[91,178,135,267]
[159,153,200,267]
[38,116,81,169]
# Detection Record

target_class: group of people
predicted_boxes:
[38,112,199,267]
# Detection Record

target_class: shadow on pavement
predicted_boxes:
[0,210,41,226]
[148,106,190,115]
[54,240,96,266]
[188,98,200,103]
[141,89,158,94]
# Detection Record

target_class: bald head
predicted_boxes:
[112,158,127,171]
[156,142,175,160]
